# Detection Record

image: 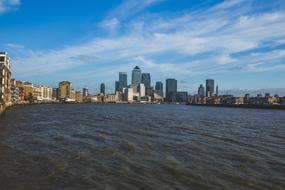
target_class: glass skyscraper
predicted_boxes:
[141,73,151,88]
[100,83,105,95]
[166,79,177,102]
[206,79,214,97]
[119,72,127,90]
[132,66,142,85]
[155,81,163,97]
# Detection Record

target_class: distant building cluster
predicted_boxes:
[1,51,285,107]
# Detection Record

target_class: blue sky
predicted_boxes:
[1,0,285,95]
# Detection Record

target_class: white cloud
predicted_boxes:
[7,0,285,90]
[0,0,20,13]
[99,18,120,31]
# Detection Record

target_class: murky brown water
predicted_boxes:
[0,104,284,190]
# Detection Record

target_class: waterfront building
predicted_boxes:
[100,83,105,95]
[127,88,134,102]
[176,92,188,102]
[139,83,146,98]
[198,84,205,97]
[155,81,163,98]
[119,72,127,90]
[0,52,12,105]
[75,91,83,102]
[59,81,72,100]
[10,79,19,103]
[23,82,35,102]
[83,87,89,97]
[206,79,214,97]
[152,92,163,103]
[141,73,151,88]
[129,84,138,93]
[70,89,76,101]
[16,80,24,102]
[166,78,177,102]
[132,66,142,85]
[52,88,59,100]
[41,86,53,101]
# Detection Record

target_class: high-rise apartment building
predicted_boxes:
[0,52,12,104]
[132,66,141,85]
[155,81,163,97]
[166,79,177,102]
[59,81,72,100]
[206,79,214,97]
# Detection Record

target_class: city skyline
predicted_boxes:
[0,0,285,95]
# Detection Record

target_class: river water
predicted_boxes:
[0,104,284,190]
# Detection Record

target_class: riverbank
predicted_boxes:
[187,103,285,110]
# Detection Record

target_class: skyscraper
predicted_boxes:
[166,79,177,102]
[115,81,119,92]
[119,72,127,90]
[83,87,89,97]
[132,66,142,85]
[216,85,218,96]
[141,73,151,88]
[198,84,205,97]
[155,81,163,97]
[100,83,105,95]
[206,79,214,97]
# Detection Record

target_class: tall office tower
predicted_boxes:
[198,84,205,97]
[166,78,177,102]
[139,83,146,97]
[141,73,151,88]
[206,79,214,97]
[115,81,119,92]
[119,72,127,90]
[155,81,163,97]
[100,83,105,95]
[59,81,72,100]
[0,52,11,104]
[216,85,219,96]
[83,87,89,97]
[132,66,142,85]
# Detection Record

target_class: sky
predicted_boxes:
[0,0,285,96]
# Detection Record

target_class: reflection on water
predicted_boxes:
[0,104,284,190]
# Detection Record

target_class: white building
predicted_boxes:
[139,83,145,98]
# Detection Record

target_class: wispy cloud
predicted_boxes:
[7,0,285,92]
[0,0,20,13]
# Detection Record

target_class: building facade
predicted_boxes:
[141,73,151,88]
[131,66,141,85]
[119,72,127,90]
[155,81,163,98]
[198,84,205,97]
[59,81,72,100]
[0,52,12,105]
[100,83,105,95]
[166,78,177,102]
[206,79,214,97]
